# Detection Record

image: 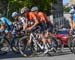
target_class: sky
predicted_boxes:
[63,0,70,5]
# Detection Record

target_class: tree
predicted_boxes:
[63,7,70,13]
[9,0,57,16]
[0,0,57,18]
[0,0,8,16]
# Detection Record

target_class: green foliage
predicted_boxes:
[0,0,57,18]
[63,7,70,13]
[9,0,57,11]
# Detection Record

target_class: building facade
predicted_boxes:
[70,0,75,5]
[52,0,63,26]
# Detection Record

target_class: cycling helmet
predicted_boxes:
[12,12,18,18]
[21,7,29,14]
[31,6,38,11]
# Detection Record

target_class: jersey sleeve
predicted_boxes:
[0,17,6,24]
[5,17,12,25]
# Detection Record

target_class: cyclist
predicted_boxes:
[11,12,26,35]
[69,6,75,31]
[0,13,12,38]
[20,7,41,53]
[0,13,12,31]
[31,6,54,53]
[21,7,39,31]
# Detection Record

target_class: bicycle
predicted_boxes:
[68,30,75,54]
[0,31,10,55]
[18,29,44,57]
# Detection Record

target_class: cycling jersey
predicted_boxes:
[18,16,26,25]
[0,19,3,25]
[26,12,38,27]
[28,12,37,21]
[37,12,48,23]
[0,17,12,26]
[36,12,53,32]
[0,17,12,31]
[13,21,23,30]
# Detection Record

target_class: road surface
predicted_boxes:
[0,48,75,60]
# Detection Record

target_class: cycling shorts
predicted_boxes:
[39,23,47,33]
[46,23,53,33]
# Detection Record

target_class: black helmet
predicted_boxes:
[31,6,38,11]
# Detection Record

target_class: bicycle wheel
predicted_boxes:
[18,36,34,57]
[0,37,10,55]
[11,37,19,53]
[68,36,75,54]
[51,37,58,50]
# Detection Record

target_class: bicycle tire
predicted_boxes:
[68,36,75,54]
[11,37,20,53]
[18,36,34,57]
[0,37,10,55]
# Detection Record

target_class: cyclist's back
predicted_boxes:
[25,11,38,29]
[27,12,37,21]
[0,17,12,26]
[37,11,53,32]
[37,11,48,23]
[0,14,12,31]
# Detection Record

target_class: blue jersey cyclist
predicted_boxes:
[0,13,12,32]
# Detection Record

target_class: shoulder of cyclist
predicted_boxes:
[28,12,37,20]
[1,17,12,25]
[37,12,49,22]
[37,12,45,16]
[0,17,6,23]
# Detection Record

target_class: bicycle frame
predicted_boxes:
[29,32,44,50]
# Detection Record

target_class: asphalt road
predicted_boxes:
[0,48,75,60]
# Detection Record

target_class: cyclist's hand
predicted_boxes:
[27,27,33,31]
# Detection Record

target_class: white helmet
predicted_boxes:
[12,12,18,18]
[21,7,29,14]
[31,6,38,11]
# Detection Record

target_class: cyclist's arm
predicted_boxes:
[23,18,28,30]
[70,15,74,30]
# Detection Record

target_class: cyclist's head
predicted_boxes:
[12,12,21,20]
[12,12,18,18]
[21,7,29,14]
[31,6,38,12]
